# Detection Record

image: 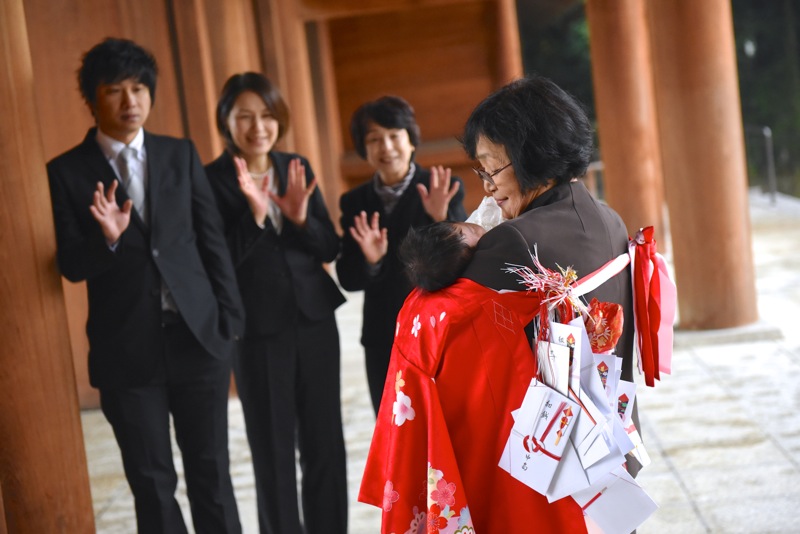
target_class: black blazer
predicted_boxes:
[47,129,245,389]
[205,151,345,338]
[463,181,635,380]
[336,166,466,347]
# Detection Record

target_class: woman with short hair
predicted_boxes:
[336,95,467,415]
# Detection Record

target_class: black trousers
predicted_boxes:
[100,319,240,534]
[235,314,347,534]
[364,337,394,416]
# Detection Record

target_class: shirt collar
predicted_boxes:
[524,181,566,213]
[96,128,145,161]
[373,162,416,195]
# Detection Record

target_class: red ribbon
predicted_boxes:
[541,401,567,441]
[523,435,561,461]
[534,305,550,381]
[580,488,606,511]
[632,226,662,386]
[557,299,574,324]
[523,401,567,461]
[568,386,596,425]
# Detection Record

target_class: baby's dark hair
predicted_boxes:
[400,222,476,292]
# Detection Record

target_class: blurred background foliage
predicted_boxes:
[516,0,800,197]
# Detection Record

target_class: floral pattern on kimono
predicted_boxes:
[359,278,587,533]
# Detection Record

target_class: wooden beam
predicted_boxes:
[308,20,346,227]
[253,0,324,169]
[647,0,757,329]
[0,0,94,530]
[586,0,666,245]
[295,0,482,21]
[496,0,524,83]
[168,0,223,162]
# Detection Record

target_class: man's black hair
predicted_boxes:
[78,38,158,107]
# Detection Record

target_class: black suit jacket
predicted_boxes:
[464,181,635,380]
[205,151,345,338]
[47,129,245,388]
[336,166,466,347]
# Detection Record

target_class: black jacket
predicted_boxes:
[336,166,466,347]
[47,129,245,388]
[464,181,635,380]
[205,151,345,338]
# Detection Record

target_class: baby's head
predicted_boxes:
[400,221,486,292]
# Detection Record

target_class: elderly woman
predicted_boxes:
[359,76,637,533]
[336,96,467,415]
[205,72,347,534]
[461,75,635,372]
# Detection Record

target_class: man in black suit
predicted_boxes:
[47,38,245,533]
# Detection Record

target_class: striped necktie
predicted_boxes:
[117,146,146,222]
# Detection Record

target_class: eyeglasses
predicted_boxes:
[471,162,512,187]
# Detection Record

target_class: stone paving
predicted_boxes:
[83,189,800,533]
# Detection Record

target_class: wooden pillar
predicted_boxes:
[585,0,666,247]
[0,484,7,534]
[496,0,524,83]
[202,0,262,90]
[255,0,324,170]
[169,0,223,162]
[647,0,757,329]
[308,20,346,224]
[0,0,94,531]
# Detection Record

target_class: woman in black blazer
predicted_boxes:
[336,96,467,415]
[205,72,347,534]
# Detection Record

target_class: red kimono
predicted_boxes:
[359,278,586,533]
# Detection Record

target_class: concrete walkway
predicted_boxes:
[83,189,800,533]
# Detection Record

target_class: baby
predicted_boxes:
[399,221,487,292]
[400,196,504,292]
